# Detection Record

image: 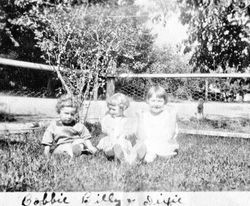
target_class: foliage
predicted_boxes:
[1,0,152,98]
[149,46,192,74]
[147,46,195,100]
[0,0,127,60]
[178,0,250,72]
[136,0,178,27]
[0,0,55,91]
[0,0,42,61]
[0,111,16,122]
[20,1,154,105]
[1,131,250,191]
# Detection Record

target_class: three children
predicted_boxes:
[42,85,179,164]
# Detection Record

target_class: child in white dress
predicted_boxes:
[97,93,135,163]
[135,85,179,163]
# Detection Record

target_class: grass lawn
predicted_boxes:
[179,116,250,133]
[1,126,249,192]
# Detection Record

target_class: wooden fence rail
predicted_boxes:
[2,57,250,77]
[0,57,55,71]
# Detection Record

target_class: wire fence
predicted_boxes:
[2,74,250,103]
[1,58,250,102]
[112,74,250,138]
[115,76,250,102]
[0,88,61,98]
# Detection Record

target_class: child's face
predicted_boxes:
[147,94,166,115]
[59,106,77,124]
[108,104,123,117]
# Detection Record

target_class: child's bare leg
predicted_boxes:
[113,139,136,164]
[96,136,112,151]
[72,144,83,157]
[123,141,137,165]
[104,149,115,158]
[101,146,115,161]
[131,142,147,162]
[53,144,73,157]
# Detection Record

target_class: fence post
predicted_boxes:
[205,79,208,101]
[106,75,115,98]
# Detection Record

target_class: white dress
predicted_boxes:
[136,106,179,157]
[97,114,133,154]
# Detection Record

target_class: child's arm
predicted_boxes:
[100,115,110,135]
[172,123,179,140]
[77,123,97,153]
[41,122,55,158]
[135,111,146,142]
[84,139,97,154]
[44,146,51,158]
[167,108,179,140]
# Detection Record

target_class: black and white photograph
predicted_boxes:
[0,0,250,205]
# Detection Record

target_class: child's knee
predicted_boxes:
[72,144,82,157]
[53,144,73,157]
[113,144,124,161]
[105,149,115,157]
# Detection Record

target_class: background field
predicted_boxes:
[0,127,249,192]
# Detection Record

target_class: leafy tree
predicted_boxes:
[20,1,155,119]
[0,0,49,61]
[0,0,131,60]
[178,0,250,72]
[0,0,154,98]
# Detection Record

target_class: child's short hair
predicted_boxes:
[146,85,168,103]
[107,93,130,111]
[56,94,78,114]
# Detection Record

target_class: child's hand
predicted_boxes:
[89,146,98,154]
[85,140,98,154]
